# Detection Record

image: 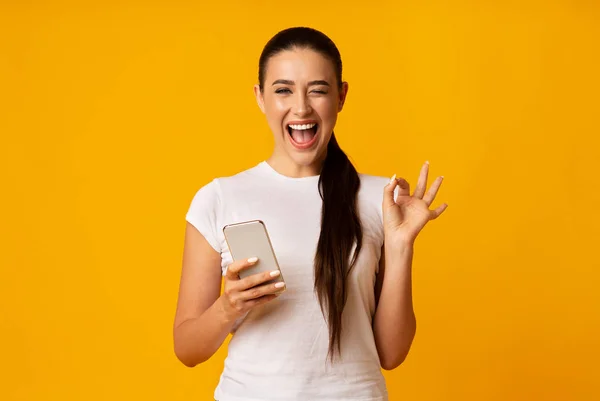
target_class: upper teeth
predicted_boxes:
[289,123,316,130]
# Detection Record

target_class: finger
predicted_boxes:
[238,269,282,291]
[384,174,410,208]
[423,176,444,206]
[396,177,410,197]
[225,257,259,281]
[413,161,429,199]
[239,281,286,301]
[429,203,448,220]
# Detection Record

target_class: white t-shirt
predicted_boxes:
[186,160,391,401]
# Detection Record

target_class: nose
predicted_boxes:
[293,93,312,116]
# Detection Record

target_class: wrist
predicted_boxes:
[384,233,416,249]
[384,237,415,265]
[215,295,239,326]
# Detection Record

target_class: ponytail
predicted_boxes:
[314,132,363,361]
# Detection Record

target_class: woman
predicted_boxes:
[174,26,447,401]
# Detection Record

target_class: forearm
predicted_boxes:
[373,241,417,370]
[173,297,236,367]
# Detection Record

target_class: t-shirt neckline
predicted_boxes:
[257,160,321,183]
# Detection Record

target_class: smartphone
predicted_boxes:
[222,220,285,285]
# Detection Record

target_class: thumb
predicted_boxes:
[383,174,397,209]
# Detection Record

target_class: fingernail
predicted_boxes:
[270,270,280,277]
[425,160,430,164]
[389,173,396,185]
[247,257,258,263]
[440,175,444,179]
[275,282,285,288]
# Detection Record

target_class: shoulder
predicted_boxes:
[212,162,265,189]
[358,173,389,206]
[356,173,389,232]
[358,173,389,194]
[191,162,263,195]
[186,164,263,247]
[355,173,392,246]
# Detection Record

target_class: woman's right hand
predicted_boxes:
[219,257,286,322]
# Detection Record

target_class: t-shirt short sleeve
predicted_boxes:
[185,178,222,253]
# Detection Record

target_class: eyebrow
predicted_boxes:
[271,79,330,86]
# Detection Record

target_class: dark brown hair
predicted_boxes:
[258,27,362,361]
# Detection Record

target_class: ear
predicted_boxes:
[338,81,349,112]
[254,84,266,114]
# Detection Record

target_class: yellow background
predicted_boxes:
[1,1,599,400]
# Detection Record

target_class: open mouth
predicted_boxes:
[287,122,319,148]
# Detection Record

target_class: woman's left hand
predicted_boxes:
[383,161,448,245]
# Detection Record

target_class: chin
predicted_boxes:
[284,148,315,164]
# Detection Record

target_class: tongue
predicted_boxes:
[291,129,315,144]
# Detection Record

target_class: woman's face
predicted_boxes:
[254,48,348,174]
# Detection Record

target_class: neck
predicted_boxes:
[266,151,325,178]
